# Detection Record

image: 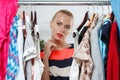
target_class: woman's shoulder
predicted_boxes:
[40,43,74,51]
[40,43,74,59]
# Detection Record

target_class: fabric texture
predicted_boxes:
[110,0,120,51]
[99,18,111,79]
[0,0,18,80]
[107,21,119,80]
[73,29,93,80]
[70,30,79,80]
[23,16,44,80]
[90,14,105,80]
[15,18,25,80]
[23,15,36,80]
[41,44,74,80]
[6,16,19,80]
[33,24,44,80]
[72,14,99,80]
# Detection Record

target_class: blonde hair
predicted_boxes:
[51,10,74,21]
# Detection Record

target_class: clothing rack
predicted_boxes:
[18,1,110,6]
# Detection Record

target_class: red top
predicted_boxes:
[40,45,74,60]
[107,22,119,80]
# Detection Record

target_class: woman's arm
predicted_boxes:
[41,56,50,80]
[41,39,57,80]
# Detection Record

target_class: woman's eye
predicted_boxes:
[57,22,61,26]
[65,26,70,30]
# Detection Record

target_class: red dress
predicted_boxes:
[107,22,119,80]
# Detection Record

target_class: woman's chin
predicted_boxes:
[55,37,64,42]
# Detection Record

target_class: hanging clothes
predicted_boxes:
[70,30,80,80]
[33,24,44,80]
[6,16,19,80]
[90,14,105,80]
[23,15,37,80]
[70,13,97,80]
[73,17,97,80]
[0,0,18,80]
[70,19,90,80]
[110,0,120,52]
[99,17,111,79]
[107,21,119,80]
[23,15,44,80]
[15,17,25,80]
[73,28,93,80]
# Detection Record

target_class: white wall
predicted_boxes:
[18,5,112,43]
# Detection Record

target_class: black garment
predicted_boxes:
[78,26,88,44]
[101,19,111,80]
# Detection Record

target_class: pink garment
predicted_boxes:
[0,0,18,80]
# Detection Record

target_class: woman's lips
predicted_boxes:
[57,33,63,38]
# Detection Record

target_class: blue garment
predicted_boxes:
[99,18,111,62]
[99,30,106,61]
[6,16,19,80]
[99,18,111,80]
[110,0,120,52]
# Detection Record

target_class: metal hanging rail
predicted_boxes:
[18,1,110,6]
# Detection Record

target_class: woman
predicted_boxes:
[41,9,74,80]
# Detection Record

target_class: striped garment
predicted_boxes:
[41,44,74,80]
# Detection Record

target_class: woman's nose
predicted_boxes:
[60,26,65,33]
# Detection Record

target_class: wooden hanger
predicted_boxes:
[84,13,95,27]
[22,11,27,39]
[22,11,27,54]
[77,13,95,44]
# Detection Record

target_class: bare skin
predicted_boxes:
[41,12,73,80]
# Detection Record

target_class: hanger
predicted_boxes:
[84,12,95,28]
[77,11,89,32]
[31,10,35,37]
[31,11,33,23]
[33,11,37,27]
[107,0,110,14]
[23,11,26,25]
[22,11,27,38]
[31,10,35,70]
[34,11,40,38]
[101,2,104,15]
[77,12,95,44]
[22,11,27,53]
[73,11,89,37]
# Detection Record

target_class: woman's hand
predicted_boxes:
[42,39,56,80]
[44,39,57,59]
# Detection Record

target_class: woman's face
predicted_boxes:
[50,12,73,42]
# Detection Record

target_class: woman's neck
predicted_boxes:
[51,39,70,50]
